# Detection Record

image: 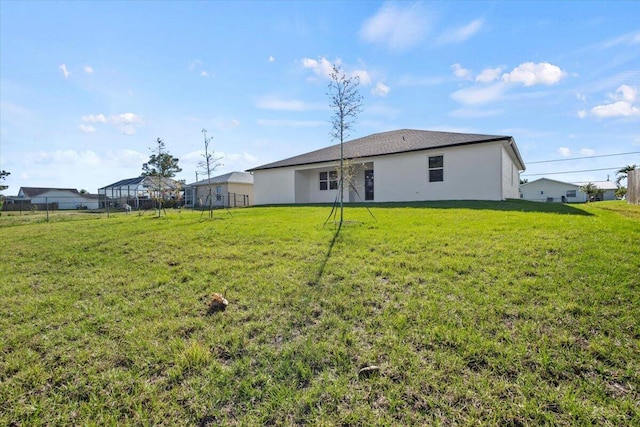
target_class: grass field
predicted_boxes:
[1,200,639,426]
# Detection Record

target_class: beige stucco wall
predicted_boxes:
[252,168,296,205]
[227,182,254,205]
[253,140,521,204]
[501,145,521,199]
[194,182,254,206]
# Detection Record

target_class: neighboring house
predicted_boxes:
[574,180,617,201]
[99,176,182,208]
[247,129,526,205]
[184,171,253,208]
[520,178,586,203]
[520,178,619,203]
[14,187,100,210]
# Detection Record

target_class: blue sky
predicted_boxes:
[1,1,639,194]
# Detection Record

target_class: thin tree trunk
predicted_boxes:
[340,139,344,224]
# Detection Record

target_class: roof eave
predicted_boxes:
[248,136,516,172]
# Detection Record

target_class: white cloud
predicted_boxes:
[78,124,96,134]
[84,66,94,74]
[352,69,372,86]
[59,64,70,78]
[189,59,212,77]
[372,82,390,97]
[268,56,275,62]
[79,113,144,134]
[301,57,372,86]
[591,101,640,118]
[612,84,637,102]
[224,151,258,163]
[302,57,335,80]
[451,63,471,79]
[119,126,136,136]
[451,62,565,107]
[600,31,640,49]
[437,18,484,45]
[359,2,430,51]
[558,147,571,156]
[576,92,587,102]
[110,113,143,125]
[502,62,566,86]
[580,148,595,156]
[81,114,107,123]
[476,67,503,83]
[214,118,241,130]
[450,83,506,105]
[580,84,640,119]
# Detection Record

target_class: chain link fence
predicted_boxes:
[1,193,250,220]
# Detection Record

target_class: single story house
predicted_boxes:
[247,129,526,205]
[13,187,100,210]
[520,178,618,203]
[99,176,182,208]
[574,180,617,201]
[519,178,586,203]
[184,171,253,208]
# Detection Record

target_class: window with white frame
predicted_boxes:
[320,171,338,190]
[566,190,576,198]
[428,155,444,182]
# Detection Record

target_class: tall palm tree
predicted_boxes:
[616,165,636,186]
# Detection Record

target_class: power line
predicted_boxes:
[522,166,626,177]
[527,151,640,164]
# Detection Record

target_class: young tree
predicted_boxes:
[0,170,9,191]
[142,138,182,216]
[580,182,599,202]
[0,170,8,214]
[199,129,224,218]
[327,63,363,225]
[142,138,182,178]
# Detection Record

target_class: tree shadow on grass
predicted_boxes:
[345,199,594,216]
[261,200,593,216]
[309,222,341,286]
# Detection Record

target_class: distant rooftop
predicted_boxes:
[186,171,253,187]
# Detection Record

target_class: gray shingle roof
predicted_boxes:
[99,176,181,190]
[19,187,80,197]
[186,171,253,187]
[248,129,524,171]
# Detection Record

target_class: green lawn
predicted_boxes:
[1,200,639,426]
